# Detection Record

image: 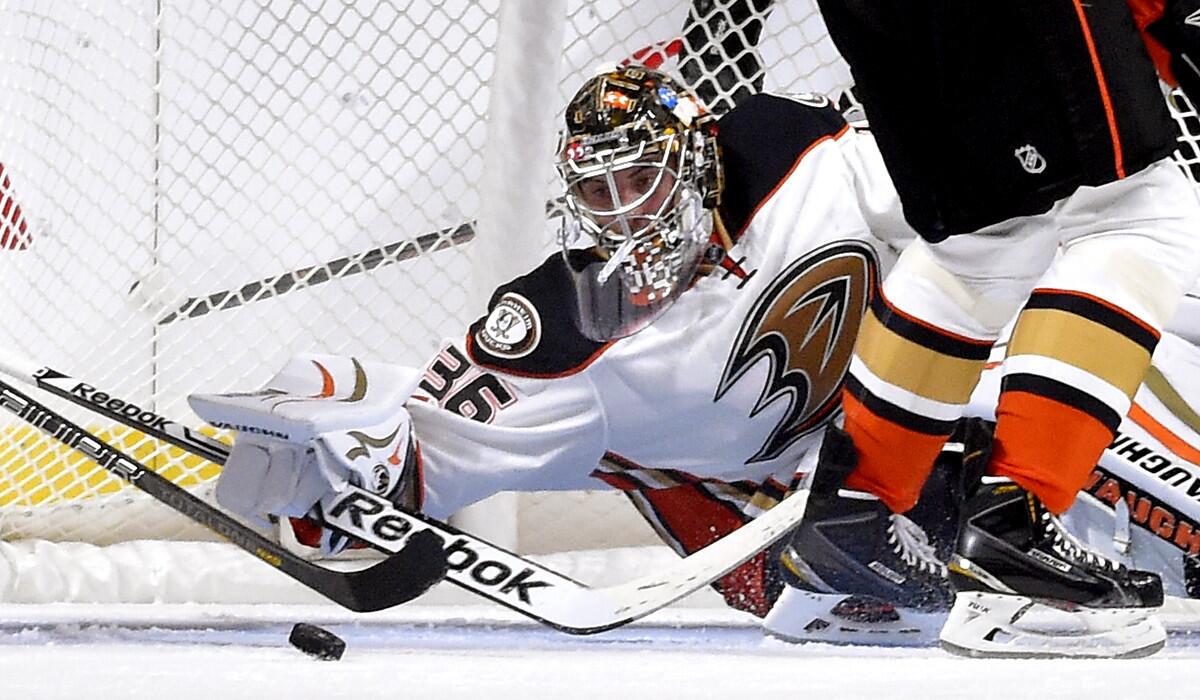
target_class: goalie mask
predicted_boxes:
[556,66,723,341]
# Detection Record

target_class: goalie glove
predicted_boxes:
[188,354,423,555]
[1149,0,1200,104]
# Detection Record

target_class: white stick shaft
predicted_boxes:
[0,346,40,385]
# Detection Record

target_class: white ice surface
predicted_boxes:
[2,603,1200,700]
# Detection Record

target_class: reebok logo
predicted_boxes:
[70,382,170,433]
[442,538,552,605]
[1186,9,1200,28]
[326,489,554,605]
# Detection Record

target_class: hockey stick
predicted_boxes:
[0,352,809,634]
[0,370,448,613]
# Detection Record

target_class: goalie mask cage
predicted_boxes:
[0,0,1196,605]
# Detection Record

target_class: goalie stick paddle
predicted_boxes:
[0,352,811,634]
[0,370,448,613]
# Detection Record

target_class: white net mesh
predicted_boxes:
[1,0,1198,564]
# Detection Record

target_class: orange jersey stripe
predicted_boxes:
[1072,0,1126,178]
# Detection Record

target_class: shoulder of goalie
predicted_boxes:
[188,353,425,555]
[1148,0,1200,104]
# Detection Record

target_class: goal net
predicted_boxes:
[0,0,1196,604]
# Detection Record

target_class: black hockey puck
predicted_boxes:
[289,622,346,661]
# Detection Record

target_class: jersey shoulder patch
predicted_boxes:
[717,92,849,238]
[468,252,609,377]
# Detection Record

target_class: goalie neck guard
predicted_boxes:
[556,66,723,341]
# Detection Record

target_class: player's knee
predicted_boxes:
[1056,235,1197,330]
[885,239,1035,338]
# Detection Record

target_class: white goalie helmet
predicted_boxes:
[556,65,723,341]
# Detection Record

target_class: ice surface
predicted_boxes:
[1,603,1198,700]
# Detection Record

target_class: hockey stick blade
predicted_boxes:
[0,373,447,612]
[0,353,809,633]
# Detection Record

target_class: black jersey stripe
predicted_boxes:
[844,373,959,436]
[716,93,849,239]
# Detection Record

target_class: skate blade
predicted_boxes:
[763,587,946,647]
[938,591,1166,659]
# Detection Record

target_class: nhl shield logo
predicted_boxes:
[1014,145,1046,174]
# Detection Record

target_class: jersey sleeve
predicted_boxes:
[405,254,614,519]
[716,92,848,239]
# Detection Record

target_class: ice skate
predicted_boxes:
[765,427,951,646]
[941,478,1166,658]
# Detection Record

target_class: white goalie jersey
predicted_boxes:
[406,94,913,614]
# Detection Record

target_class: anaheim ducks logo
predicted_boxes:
[716,241,877,462]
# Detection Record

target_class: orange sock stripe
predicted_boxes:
[841,390,952,513]
[1001,373,1123,433]
[990,390,1116,514]
[1071,0,1124,178]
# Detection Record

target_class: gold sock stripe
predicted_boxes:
[1008,307,1152,396]
[856,309,987,405]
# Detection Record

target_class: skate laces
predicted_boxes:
[888,514,947,578]
[1041,511,1124,572]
